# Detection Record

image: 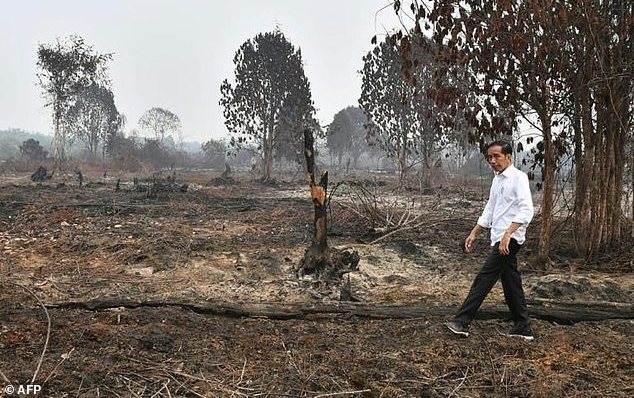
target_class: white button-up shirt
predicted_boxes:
[477,164,534,245]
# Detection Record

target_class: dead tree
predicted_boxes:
[299,128,359,280]
[302,128,329,274]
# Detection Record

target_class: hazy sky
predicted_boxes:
[0,0,400,142]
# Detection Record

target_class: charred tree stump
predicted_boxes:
[299,128,359,280]
[31,166,49,182]
[208,163,235,186]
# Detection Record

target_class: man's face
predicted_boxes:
[487,145,511,172]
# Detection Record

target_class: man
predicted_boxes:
[445,140,535,340]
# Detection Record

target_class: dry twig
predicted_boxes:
[2,281,52,384]
[314,389,372,397]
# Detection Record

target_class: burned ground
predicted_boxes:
[1,170,632,397]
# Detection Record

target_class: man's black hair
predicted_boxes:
[485,140,513,155]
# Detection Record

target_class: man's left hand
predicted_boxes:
[499,234,511,255]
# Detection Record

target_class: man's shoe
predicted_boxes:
[506,325,535,341]
[445,320,469,337]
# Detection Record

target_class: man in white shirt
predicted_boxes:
[445,140,535,340]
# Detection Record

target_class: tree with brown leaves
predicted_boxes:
[391,0,632,261]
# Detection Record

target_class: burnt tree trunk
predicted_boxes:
[301,128,330,276]
[299,128,359,280]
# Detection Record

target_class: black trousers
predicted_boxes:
[455,238,530,328]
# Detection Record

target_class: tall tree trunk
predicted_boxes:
[422,146,434,189]
[573,83,595,255]
[604,79,627,248]
[604,100,618,246]
[263,150,273,181]
[423,158,433,189]
[538,107,554,262]
[629,100,634,240]
[571,0,631,258]
[263,130,274,181]
[397,133,408,186]
[90,136,98,159]
[52,107,64,173]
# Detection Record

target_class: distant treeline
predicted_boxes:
[0,128,204,161]
[0,128,52,159]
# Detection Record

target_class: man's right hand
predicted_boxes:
[464,233,476,253]
[464,224,483,253]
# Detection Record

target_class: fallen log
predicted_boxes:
[45,298,634,324]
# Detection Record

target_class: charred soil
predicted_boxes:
[0,170,632,397]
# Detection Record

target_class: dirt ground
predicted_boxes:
[1,169,632,397]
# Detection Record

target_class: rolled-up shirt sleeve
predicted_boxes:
[512,173,534,224]
[477,186,494,228]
